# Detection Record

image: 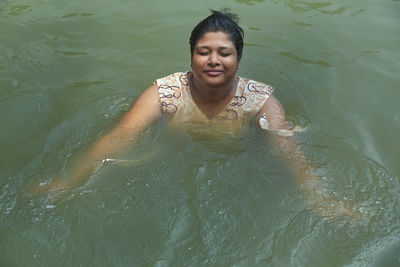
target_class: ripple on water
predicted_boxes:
[236,0,265,6]
[0,79,20,99]
[0,89,53,144]
[61,13,95,19]
[68,80,107,89]
[287,1,351,15]
[7,4,32,16]
[295,22,313,27]
[60,51,88,56]
[302,142,400,264]
[279,51,333,68]
[0,182,18,218]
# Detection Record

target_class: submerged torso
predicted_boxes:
[156,72,275,138]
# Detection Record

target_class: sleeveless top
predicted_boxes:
[156,72,274,135]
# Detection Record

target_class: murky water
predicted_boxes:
[1,0,399,266]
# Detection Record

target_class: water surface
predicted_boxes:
[1,0,400,266]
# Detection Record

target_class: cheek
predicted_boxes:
[191,57,204,68]
[227,60,239,70]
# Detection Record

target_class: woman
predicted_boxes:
[31,10,354,218]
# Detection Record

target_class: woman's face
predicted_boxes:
[191,31,240,88]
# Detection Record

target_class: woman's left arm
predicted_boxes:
[257,95,354,218]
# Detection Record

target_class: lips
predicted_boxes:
[205,70,224,77]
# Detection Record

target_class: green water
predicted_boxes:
[1,0,400,266]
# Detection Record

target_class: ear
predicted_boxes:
[237,58,241,70]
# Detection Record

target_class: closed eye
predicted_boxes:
[220,53,232,57]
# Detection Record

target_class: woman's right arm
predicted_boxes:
[31,83,162,194]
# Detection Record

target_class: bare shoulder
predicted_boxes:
[119,83,161,129]
[132,83,160,107]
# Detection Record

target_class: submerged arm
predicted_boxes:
[32,84,162,194]
[257,95,353,218]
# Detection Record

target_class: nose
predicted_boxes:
[208,52,220,66]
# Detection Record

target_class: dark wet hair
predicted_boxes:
[189,8,244,60]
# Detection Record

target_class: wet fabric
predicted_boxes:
[156,72,274,135]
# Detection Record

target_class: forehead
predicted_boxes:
[195,31,234,48]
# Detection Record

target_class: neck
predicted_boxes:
[189,73,237,104]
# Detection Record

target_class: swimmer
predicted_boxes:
[29,9,354,218]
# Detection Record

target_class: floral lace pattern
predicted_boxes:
[156,72,274,130]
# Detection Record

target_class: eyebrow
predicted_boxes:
[196,46,233,51]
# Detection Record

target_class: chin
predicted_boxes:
[204,79,227,88]
[201,74,227,85]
